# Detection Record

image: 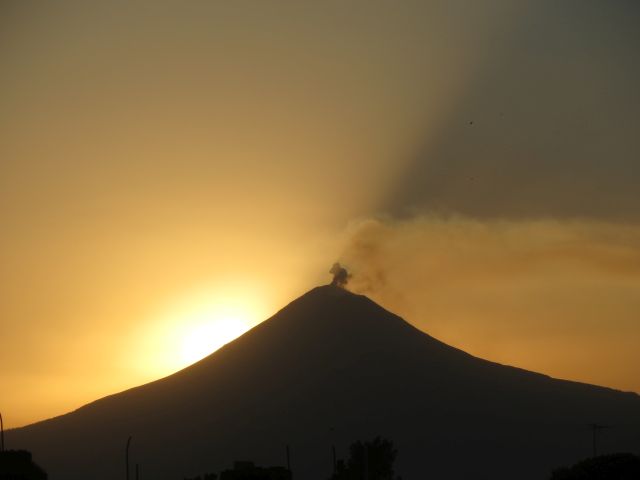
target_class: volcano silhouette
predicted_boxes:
[7,285,640,479]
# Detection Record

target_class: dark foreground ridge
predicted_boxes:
[6,285,640,480]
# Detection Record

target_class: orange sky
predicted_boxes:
[1,1,639,428]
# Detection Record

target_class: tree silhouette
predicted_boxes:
[331,437,399,480]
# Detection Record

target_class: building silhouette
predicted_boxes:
[550,453,640,479]
[184,474,217,480]
[219,461,291,480]
[0,450,47,480]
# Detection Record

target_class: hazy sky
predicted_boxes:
[2,0,639,428]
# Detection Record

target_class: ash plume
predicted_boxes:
[330,262,351,288]
[336,215,640,395]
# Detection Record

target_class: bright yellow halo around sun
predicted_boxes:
[135,283,269,378]
[178,305,252,366]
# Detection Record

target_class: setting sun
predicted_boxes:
[179,308,251,365]
[133,283,270,378]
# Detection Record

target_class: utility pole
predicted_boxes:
[0,411,5,452]
[136,463,140,480]
[286,444,291,472]
[332,445,337,475]
[589,424,610,457]
[363,444,369,480]
[329,426,336,476]
[126,436,132,480]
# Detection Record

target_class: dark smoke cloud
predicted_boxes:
[338,215,640,394]
[330,262,351,288]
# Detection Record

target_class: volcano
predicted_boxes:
[7,285,640,479]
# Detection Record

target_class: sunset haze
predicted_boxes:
[1,0,639,429]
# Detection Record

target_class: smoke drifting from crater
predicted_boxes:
[339,216,640,394]
[330,262,351,288]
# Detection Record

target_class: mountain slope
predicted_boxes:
[8,285,640,479]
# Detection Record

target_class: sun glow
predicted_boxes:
[178,307,251,365]
[134,282,270,378]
